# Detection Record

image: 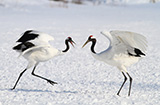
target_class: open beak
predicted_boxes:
[70,40,76,47]
[82,40,90,48]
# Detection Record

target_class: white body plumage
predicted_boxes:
[12,30,75,90]
[16,30,62,68]
[82,30,147,96]
[96,30,147,71]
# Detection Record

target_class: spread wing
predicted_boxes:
[101,30,147,57]
[110,30,147,53]
[17,30,54,46]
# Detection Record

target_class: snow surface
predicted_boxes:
[0,0,160,105]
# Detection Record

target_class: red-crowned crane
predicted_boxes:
[82,30,147,96]
[12,30,75,90]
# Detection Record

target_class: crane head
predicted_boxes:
[82,35,95,48]
[67,37,76,47]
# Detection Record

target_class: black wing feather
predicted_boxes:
[16,30,39,43]
[13,42,35,52]
[128,48,145,57]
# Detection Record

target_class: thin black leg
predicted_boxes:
[31,65,58,85]
[11,69,27,90]
[117,72,127,96]
[126,72,132,96]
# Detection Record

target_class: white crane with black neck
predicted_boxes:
[12,30,76,90]
[82,30,147,96]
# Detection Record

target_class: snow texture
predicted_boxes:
[0,0,160,105]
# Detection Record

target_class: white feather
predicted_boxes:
[18,45,49,57]
[110,30,147,53]
[84,30,148,96]
[29,31,54,46]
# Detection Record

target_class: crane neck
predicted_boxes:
[91,39,96,54]
[62,40,70,52]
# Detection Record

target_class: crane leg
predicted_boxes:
[11,69,27,90]
[31,65,58,85]
[126,72,132,96]
[117,72,127,96]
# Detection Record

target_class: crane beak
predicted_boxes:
[82,40,90,48]
[70,40,76,47]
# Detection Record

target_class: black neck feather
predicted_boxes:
[91,39,96,54]
[62,40,70,52]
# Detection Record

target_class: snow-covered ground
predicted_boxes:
[0,0,160,105]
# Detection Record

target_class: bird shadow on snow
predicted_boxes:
[0,88,78,94]
[54,90,78,94]
[134,82,160,91]
[0,88,52,93]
